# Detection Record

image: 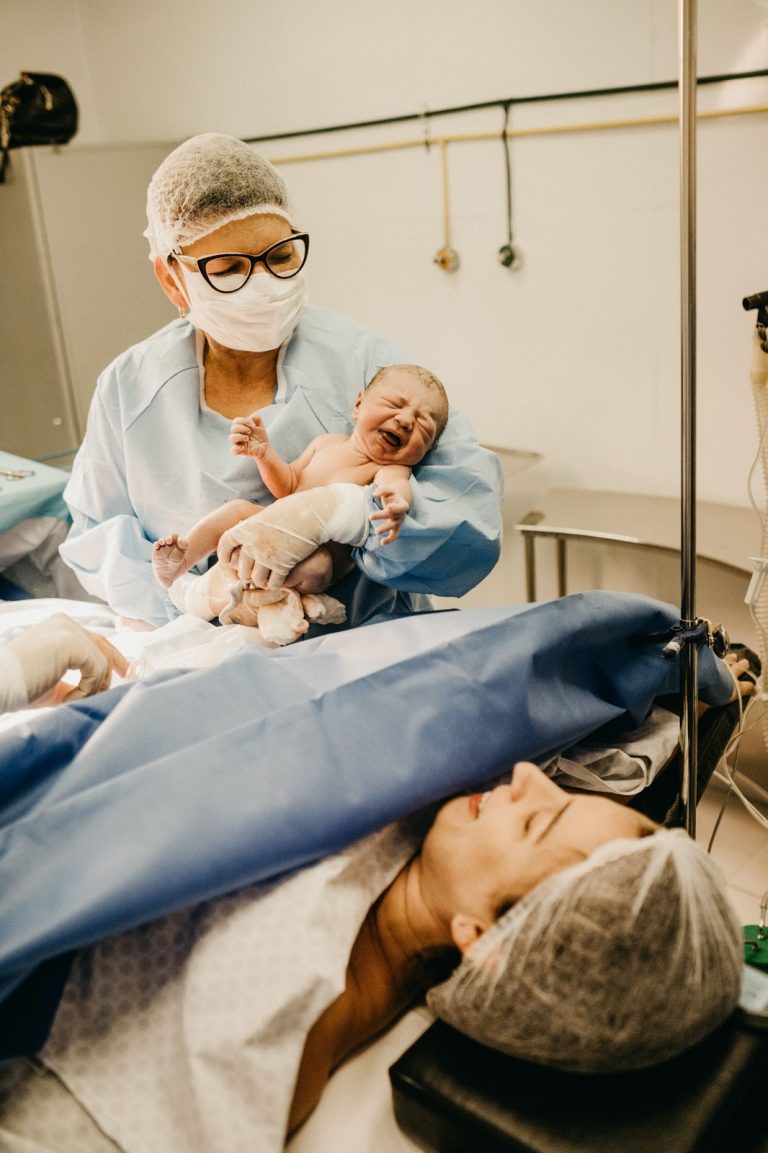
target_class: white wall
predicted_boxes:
[5,0,768,512]
[1,0,99,141]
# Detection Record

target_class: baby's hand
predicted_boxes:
[229,413,269,458]
[370,489,409,545]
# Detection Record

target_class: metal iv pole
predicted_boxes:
[679,0,699,837]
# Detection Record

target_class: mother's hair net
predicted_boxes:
[144,133,293,260]
[427,829,742,1072]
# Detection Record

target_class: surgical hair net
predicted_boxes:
[144,133,293,259]
[427,829,742,1072]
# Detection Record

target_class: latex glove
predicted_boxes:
[283,546,335,595]
[217,483,370,590]
[0,613,129,712]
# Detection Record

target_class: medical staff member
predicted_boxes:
[0,615,127,712]
[60,133,503,629]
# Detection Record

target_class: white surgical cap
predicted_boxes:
[144,133,293,260]
[428,829,742,1072]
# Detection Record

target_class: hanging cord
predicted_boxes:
[433,139,459,272]
[421,103,431,154]
[705,303,768,848]
[708,662,768,843]
[498,103,517,268]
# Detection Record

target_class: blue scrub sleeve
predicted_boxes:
[59,383,178,627]
[357,411,504,596]
[61,514,177,625]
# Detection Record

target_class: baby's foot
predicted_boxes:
[152,534,191,587]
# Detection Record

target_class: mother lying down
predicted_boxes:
[0,759,742,1153]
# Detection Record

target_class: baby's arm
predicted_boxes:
[229,414,320,498]
[370,465,413,544]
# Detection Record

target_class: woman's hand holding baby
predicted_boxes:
[217,484,370,589]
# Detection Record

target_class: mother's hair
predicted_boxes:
[428,829,742,1072]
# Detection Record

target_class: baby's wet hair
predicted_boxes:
[367,364,450,442]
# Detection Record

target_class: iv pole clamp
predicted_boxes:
[640,618,730,659]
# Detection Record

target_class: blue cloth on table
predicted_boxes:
[0,591,733,1059]
[0,451,70,534]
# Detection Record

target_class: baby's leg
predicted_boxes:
[168,562,234,620]
[152,499,262,587]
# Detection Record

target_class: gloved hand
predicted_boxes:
[0,613,129,712]
[217,483,370,590]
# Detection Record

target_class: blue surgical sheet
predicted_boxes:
[0,592,733,1057]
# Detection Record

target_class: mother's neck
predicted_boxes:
[202,339,280,417]
[372,857,453,979]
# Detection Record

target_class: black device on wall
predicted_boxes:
[0,72,78,183]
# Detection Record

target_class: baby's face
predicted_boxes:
[353,371,444,466]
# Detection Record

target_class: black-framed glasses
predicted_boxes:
[172,231,309,294]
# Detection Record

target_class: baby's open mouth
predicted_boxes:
[378,429,402,448]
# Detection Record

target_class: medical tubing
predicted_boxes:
[709,662,768,838]
[713,736,768,833]
[748,327,768,764]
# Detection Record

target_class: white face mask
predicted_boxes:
[179,268,307,353]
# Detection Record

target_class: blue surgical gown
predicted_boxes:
[60,308,504,627]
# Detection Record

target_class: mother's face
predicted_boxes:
[420,762,657,931]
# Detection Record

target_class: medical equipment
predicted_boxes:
[739,962,768,1029]
[697,297,768,845]
[391,1005,768,1153]
[0,450,67,535]
[742,291,768,753]
[432,141,459,272]
[497,103,520,270]
[744,890,768,971]
[0,466,35,480]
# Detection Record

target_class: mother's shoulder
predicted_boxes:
[100,319,197,389]
[292,306,407,364]
[296,305,386,340]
